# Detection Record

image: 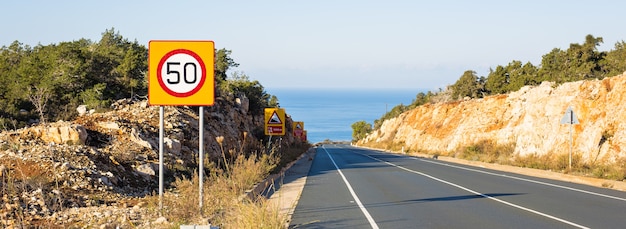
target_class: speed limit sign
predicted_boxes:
[149,40,215,106]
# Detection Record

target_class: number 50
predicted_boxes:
[166,62,197,84]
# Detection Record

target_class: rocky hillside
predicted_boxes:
[0,94,300,227]
[359,73,626,165]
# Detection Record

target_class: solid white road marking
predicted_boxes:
[357,151,590,229]
[322,146,379,229]
[419,159,626,202]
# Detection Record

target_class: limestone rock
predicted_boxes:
[27,122,88,145]
[136,163,156,177]
[360,74,626,164]
[97,121,120,130]
[236,95,250,113]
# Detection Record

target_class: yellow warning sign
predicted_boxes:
[293,121,304,139]
[294,121,304,130]
[264,108,285,135]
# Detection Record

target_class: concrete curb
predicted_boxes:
[242,147,316,201]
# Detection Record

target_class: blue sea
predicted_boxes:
[267,88,421,143]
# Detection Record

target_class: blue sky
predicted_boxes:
[2,0,625,90]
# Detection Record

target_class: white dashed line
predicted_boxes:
[358,152,590,229]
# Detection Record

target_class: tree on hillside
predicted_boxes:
[564,35,605,81]
[93,28,148,102]
[450,70,484,99]
[352,120,372,141]
[537,48,565,83]
[374,103,409,129]
[215,48,239,82]
[0,42,30,119]
[604,40,626,77]
[18,44,61,123]
[537,34,605,83]
[485,60,539,95]
[221,71,273,115]
[485,65,509,95]
[410,91,433,107]
[268,95,279,107]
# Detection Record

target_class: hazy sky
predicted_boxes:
[2,0,625,90]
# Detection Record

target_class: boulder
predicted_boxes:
[135,163,156,177]
[28,122,88,145]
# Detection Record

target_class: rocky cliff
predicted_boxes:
[359,73,626,164]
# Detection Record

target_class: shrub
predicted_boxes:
[456,140,515,164]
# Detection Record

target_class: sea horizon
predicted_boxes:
[267,88,425,143]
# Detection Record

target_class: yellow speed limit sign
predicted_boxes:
[149,40,215,106]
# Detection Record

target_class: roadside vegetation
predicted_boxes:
[146,141,310,228]
[0,28,310,228]
[0,28,278,129]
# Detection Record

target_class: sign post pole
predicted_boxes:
[560,106,579,170]
[199,106,204,211]
[159,106,164,214]
[569,121,573,169]
[149,40,215,217]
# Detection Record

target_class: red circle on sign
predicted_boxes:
[157,49,207,97]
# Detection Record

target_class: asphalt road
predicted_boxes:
[289,144,626,228]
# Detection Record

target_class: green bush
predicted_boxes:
[351,120,372,141]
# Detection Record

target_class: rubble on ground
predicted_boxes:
[0,94,291,227]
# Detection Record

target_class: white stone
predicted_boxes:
[76,105,88,116]
[154,216,168,224]
[136,163,156,177]
[164,137,181,155]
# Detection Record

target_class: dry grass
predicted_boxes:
[365,137,626,182]
[455,140,515,164]
[453,140,626,181]
[145,142,305,228]
[223,197,286,229]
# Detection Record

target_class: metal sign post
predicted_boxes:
[149,40,215,215]
[560,106,579,169]
[199,106,204,210]
[159,106,164,214]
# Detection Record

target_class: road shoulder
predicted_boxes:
[266,147,316,227]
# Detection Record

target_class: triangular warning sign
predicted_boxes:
[296,123,302,129]
[268,111,282,124]
[560,106,579,124]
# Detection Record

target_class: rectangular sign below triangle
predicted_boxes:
[267,126,283,134]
